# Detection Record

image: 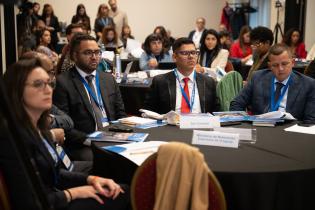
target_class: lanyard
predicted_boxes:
[173,68,196,112]
[270,76,291,111]
[79,72,106,114]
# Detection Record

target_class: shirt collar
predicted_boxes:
[274,74,291,86]
[76,66,96,81]
[176,69,195,82]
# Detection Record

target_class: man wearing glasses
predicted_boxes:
[144,37,218,115]
[230,44,315,123]
[247,26,274,81]
[53,33,126,160]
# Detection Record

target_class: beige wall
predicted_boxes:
[36,0,225,42]
[305,0,315,51]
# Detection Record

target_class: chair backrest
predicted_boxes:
[0,171,11,210]
[304,59,315,79]
[131,153,226,210]
[216,71,243,111]
[224,60,234,73]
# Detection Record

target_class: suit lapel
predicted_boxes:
[196,74,205,112]
[168,72,177,111]
[262,73,272,113]
[286,73,301,112]
[70,68,94,118]
[98,72,111,118]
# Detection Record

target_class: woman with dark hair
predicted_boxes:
[196,29,229,75]
[35,29,59,67]
[153,25,172,52]
[71,4,91,34]
[3,58,131,210]
[139,33,173,70]
[41,4,60,51]
[282,28,307,59]
[120,25,134,48]
[229,25,252,64]
[98,26,123,49]
[94,4,114,41]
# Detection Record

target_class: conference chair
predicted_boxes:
[0,171,11,210]
[216,71,243,111]
[224,60,234,73]
[131,143,226,210]
[304,59,315,79]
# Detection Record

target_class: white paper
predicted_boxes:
[107,141,167,165]
[256,111,296,120]
[213,127,256,142]
[126,38,144,58]
[119,116,157,125]
[102,51,115,61]
[180,114,220,129]
[284,124,315,135]
[192,130,239,148]
[147,70,173,77]
[139,109,165,120]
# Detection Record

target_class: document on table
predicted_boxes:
[284,124,315,135]
[103,141,168,165]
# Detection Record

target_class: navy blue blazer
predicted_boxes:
[230,69,315,123]
[144,71,218,114]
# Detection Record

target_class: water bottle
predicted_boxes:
[115,53,122,83]
[99,44,111,73]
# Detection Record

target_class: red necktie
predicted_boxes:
[181,77,190,113]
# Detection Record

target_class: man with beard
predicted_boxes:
[53,34,126,160]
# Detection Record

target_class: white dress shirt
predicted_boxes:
[175,70,201,113]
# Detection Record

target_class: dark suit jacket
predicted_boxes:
[29,131,87,209]
[144,71,218,114]
[53,67,127,146]
[230,69,315,123]
[188,29,207,43]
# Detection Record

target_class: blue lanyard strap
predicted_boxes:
[173,68,196,112]
[78,72,105,113]
[270,75,291,111]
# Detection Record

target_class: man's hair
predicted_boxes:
[172,37,195,52]
[250,26,274,45]
[66,23,83,35]
[69,33,97,60]
[268,43,293,58]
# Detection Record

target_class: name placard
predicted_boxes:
[192,130,239,148]
[180,114,220,129]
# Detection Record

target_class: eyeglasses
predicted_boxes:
[25,79,56,90]
[176,50,200,57]
[270,61,291,69]
[80,50,102,57]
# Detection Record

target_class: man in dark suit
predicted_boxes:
[144,37,217,114]
[188,17,206,49]
[53,34,126,160]
[230,44,315,123]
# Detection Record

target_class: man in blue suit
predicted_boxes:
[230,44,315,123]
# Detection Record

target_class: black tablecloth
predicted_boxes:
[92,123,315,210]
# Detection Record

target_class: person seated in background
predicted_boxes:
[139,33,173,70]
[4,57,131,210]
[57,23,84,74]
[282,28,307,59]
[71,4,91,34]
[167,29,176,47]
[219,30,232,51]
[246,26,274,81]
[195,29,229,76]
[120,25,134,48]
[40,4,60,51]
[98,26,123,50]
[53,34,126,161]
[144,37,217,114]
[230,44,315,123]
[94,4,114,41]
[188,17,207,49]
[35,28,59,66]
[153,25,172,52]
[229,25,252,64]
